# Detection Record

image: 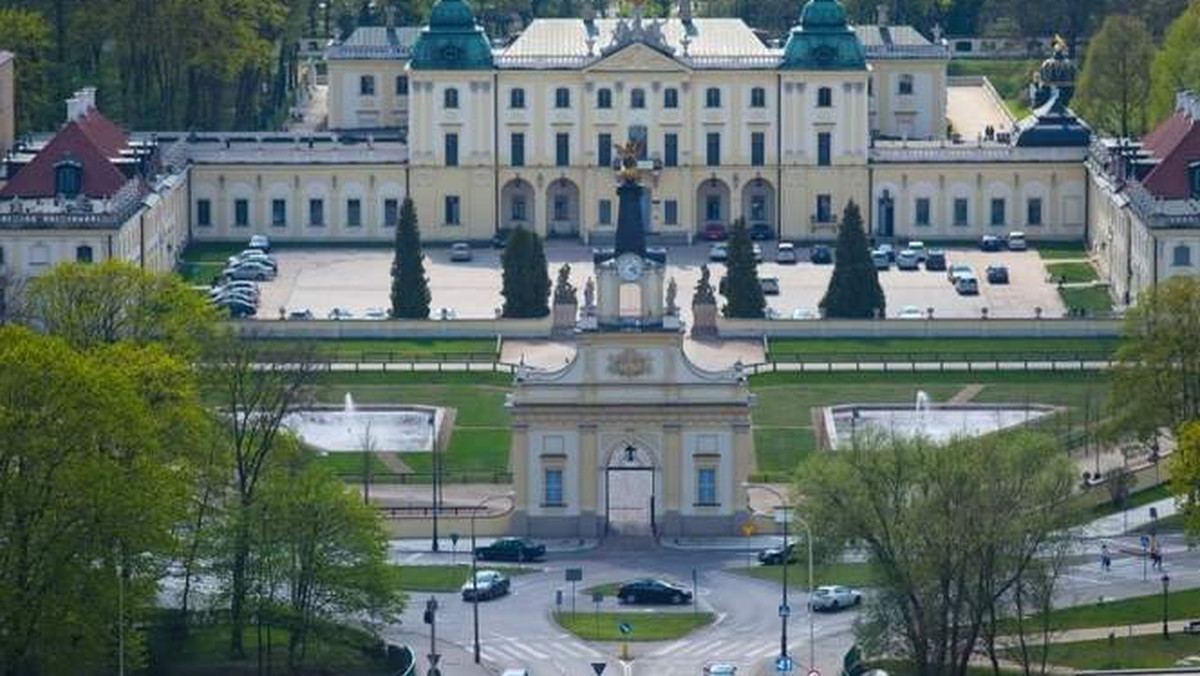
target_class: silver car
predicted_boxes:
[809,585,862,611]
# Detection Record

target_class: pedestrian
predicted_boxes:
[1100,543,1111,572]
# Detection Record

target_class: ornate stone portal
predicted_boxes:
[507,140,756,539]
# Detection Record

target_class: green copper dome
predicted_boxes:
[411,0,494,70]
[780,0,866,70]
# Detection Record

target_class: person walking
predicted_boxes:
[1100,543,1111,572]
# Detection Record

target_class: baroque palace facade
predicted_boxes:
[2,0,1198,304]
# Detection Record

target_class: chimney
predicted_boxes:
[65,96,85,122]
[680,0,693,25]
[876,4,889,26]
[79,87,97,111]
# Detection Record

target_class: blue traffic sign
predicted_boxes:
[618,622,633,635]
[1140,535,1150,549]
[776,655,795,673]
[779,604,791,618]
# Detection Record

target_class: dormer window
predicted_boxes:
[55,159,83,199]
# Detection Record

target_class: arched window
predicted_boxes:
[54,160,83,198]
[705,87,721,108]
[359,75,375,96]
[75,245,94,263]
[597,88,612,109]
[509,87,525,109]
[1173,244,1192,267]
[443,87,459,109]
[630,88,646,109]
[663,87,679,109]
[750,87,766,108]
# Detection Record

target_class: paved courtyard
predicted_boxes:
[254,242,1066,321]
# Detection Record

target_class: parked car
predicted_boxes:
[947,264,973,283]
[980,234,1003,252]
[363,307,389,320]
[760,277,780,295]
[703,223,728,241]
[473,537,546,562]
[809,585,862,611]
[500,670,531,676]
[907,240,927,261]
[210,289,259,307]
[209,283,259,301]
[229,249,277,269]
[1007,231,1028,251]
[876,243,895,262]
[248,234,271,253]
[217,298,257,318]
[709,243,728,262]
[450,242,473,262]
[461,570,510,601]
[924,249,947,271]
[897,305,926,319]
[791,308,819,320]
[491,229,512,248]
[436,307,458,320]
[704,664,738,676]
[955,273,980,295]
[617,578,692,605]
[328,307,355,320]
[752,243,763,263]
[896,249,920,270]
[871,249,890,270]
[757,542,796,565]
[224,261,276,281]
[776,242,798,264]
[213,279,260,295]
[986,264,1010,284]
[288,309,315,320]
[749,222,773,240]
[810,245,833,265]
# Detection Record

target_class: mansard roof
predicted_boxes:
[328,26,423,60]
[410,0,494,70]
[780,0,866,70]
[1139,92,1200,200]
[0,109,131,199]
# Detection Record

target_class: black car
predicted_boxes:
[810,245,833,264]
[473,537,546,562]
[749,222,774,240]
[617,579,693,605]
[491,229,512,249]
[980,235,1003,252]
[986,265,1010,284]
[757,542,796,566]
[924,249,947,271]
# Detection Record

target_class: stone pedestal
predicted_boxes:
[552,302,578,336]
[691,302,718,337]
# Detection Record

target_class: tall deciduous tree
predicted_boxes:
[1148,0,1200,124]
[389,197,432,319]
[0,9,54,133]
[501,227,551,318]
[820,201,885,319]
[722,218,765,319]
[1171,421,1200,537]
[797,431,1075,676]
[1076,15,1155,137]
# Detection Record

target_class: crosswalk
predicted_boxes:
[648,636,783,666]
[470,633,605,667]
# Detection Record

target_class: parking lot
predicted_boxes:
[249,242,1066,320]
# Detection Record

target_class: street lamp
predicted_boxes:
[745,482,815,671]
[471,492,514,663]
[1161,573,1170,639]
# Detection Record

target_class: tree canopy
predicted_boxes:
[1171,421,1200,537]
[1148,0,1200,124]
[820,201,885,319]
[1076,14,1155,137]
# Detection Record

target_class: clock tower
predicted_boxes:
[593,141,670,330]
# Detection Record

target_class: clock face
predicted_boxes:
[617,253,643,282]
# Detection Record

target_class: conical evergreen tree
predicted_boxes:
[501,227,551,318]
[389,198,431,318]
[722,218,766,318]
[820,200,886,318]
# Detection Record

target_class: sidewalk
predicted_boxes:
[1078,497,1179,540]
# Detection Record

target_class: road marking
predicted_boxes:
[484,644,525,664]
[745,641,780,660]
[649,639,692,658]
[504,640,550,660]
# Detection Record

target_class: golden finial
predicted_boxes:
[614,139,644,182]
[1052,34,1068,55]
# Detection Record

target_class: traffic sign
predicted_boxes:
[779,604,791,618]
[808,669,820,676]
[449,533,459,546]
[618,622,633,635]
[776,655,795,673]
[592,662,608,675]
[741,522,757,537]
[593,592,604,604]
[566,567,584,582]
[1140,535,1150,549]
[428,653,441,666]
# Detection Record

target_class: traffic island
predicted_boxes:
[396,564,536,592]
[553,611,715,642]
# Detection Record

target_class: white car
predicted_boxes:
[947,264,973,284]
[248,234,271,252]
[363,307,389,320]
[224,261,276,281]
[228,250,277,270]
[709,243,728,262]
[461,569,510,601]
[704,664,738,676]
[1008,231,1028,251]
[752,243,763,263]
[327,307,355,320]
[907,240,927,261]
[809,585,862,611]
[450,242,473,262]
[898,305,925,319]
[955,273,980,295]
[896,249,920,270]
[792,308,819,320]
[776,242,797,264]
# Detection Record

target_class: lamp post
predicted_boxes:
[470,492,514,664]
[746,483,815,670]
[430,415,440,552]
[1161,573,1170,639]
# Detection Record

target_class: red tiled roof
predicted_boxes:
[1140,109,1200,200]
[76,108,129,158]
[0,117,129,199]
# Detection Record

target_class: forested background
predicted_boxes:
[0,0,1197,134]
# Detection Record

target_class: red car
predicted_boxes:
[703,223,727,241]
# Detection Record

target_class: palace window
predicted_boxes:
[346,198,362,227]
[1173,244,1192,267]
[750,195,767,222]
[598,133,612,167]
[598,199,612,225]
[271,199,287,227]
[553,195,569,221]
[396,75,408,96]
[360,75,375,96]
[817,132,831,166]
[990,198,1006,226]
[443,87,459,109]
[706,195,722,221]
[628,126,648,159]
[510,87,525,109]
[555,132,570,167]
[384,199,399,227]
[816,194,832,223]
[750,86,766,108]
[196,199,212,227]
[445,133,459,166]
[511,195,527,222]
[664,133,678,167]
[234,198,250,227]
[511,132,525,167]
[706,132,720,167]
[705,87,721,108]
[664,199,678,225]
[817,87,832,108]
[663,87,679,109]
[75,245,94,263]
[1027,197,1043,226]
[555,87,570,108]
[696,467,717,506]
[953,198,969,226]
[915,197,931,227]
[751,132,765,166]
[55,160,83,198]
[597,87,612,109]
[309,198,325,227]
[544,468,564,507]
[630,88,646,109]
[444,195,461,225]
[898,74,914,95]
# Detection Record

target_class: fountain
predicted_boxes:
[283,393,441,453]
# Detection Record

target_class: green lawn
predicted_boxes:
[554,611,714,642]
[766,337,1119,362]
[310,452,396,475]
[1030,634,1200,670]
[1036,242,1089,260]
[261,338,498,362]
[1011,588,1200,632]
[947,59,1037,113]
[1085,484,1172,521]
[1130,512,1186,533]
[1047,262,1100,284]
[396,564,535,592]
[729,561,877,588]
[1060,285,1114,314]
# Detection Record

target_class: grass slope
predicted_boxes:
[1060,285,1114,314]
[1046,262,1100,284]
[1031,634,1200,670]
[396,564,535,592]
[728,561,877,589]
[1014,588,1200,632]
[554,611,714,642]
[766,337,1119,361]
